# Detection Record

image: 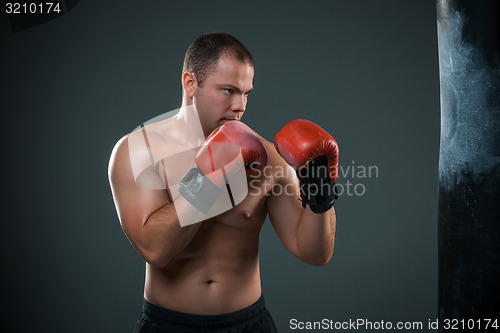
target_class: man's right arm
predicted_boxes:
[108,136,202,268]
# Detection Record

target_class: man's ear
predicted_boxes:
[182,72,197,98]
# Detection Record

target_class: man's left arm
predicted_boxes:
[266,119,339,266]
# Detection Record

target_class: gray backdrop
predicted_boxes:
[1,1,440,332]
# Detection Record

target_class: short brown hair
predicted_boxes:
[182,32,254,87]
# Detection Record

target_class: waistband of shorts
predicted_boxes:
[142,294,269,329]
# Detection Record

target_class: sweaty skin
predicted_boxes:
[108,54,336,315]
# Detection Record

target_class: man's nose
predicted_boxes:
[231,94,246,112]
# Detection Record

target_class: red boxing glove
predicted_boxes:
[196,120,267,183]
[274,119,339,213]
[179,121,267,213]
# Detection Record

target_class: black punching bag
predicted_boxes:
[437,0,500,328]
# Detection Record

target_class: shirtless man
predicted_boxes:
[108,32,339,332]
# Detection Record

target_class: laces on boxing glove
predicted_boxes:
[296,155,338,213]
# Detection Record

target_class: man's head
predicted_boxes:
[182,32,253,87]
[182,32,254,136]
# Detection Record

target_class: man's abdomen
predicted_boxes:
[144,222,262,315]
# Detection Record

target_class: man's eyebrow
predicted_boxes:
[219,84,253,94]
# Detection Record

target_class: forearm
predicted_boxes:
[139,196,203,268]
[296,207,336,265]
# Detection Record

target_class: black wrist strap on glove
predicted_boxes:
[297,155,338,214]
[178,166,222,214]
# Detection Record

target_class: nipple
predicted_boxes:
[242,210,252,219]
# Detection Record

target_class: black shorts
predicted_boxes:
[133,294,278,332]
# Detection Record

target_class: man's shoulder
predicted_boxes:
[108,134,132,189]
[255,133,272,150]
[109,134,130,167]
[251,131,295,190]
[254,133,288,168]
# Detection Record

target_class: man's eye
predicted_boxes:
[223,89,233,94]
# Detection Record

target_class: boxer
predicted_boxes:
[108,32,339,332]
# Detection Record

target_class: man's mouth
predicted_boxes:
[220,118,238,124]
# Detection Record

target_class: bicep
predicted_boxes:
[108,137,171,244]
